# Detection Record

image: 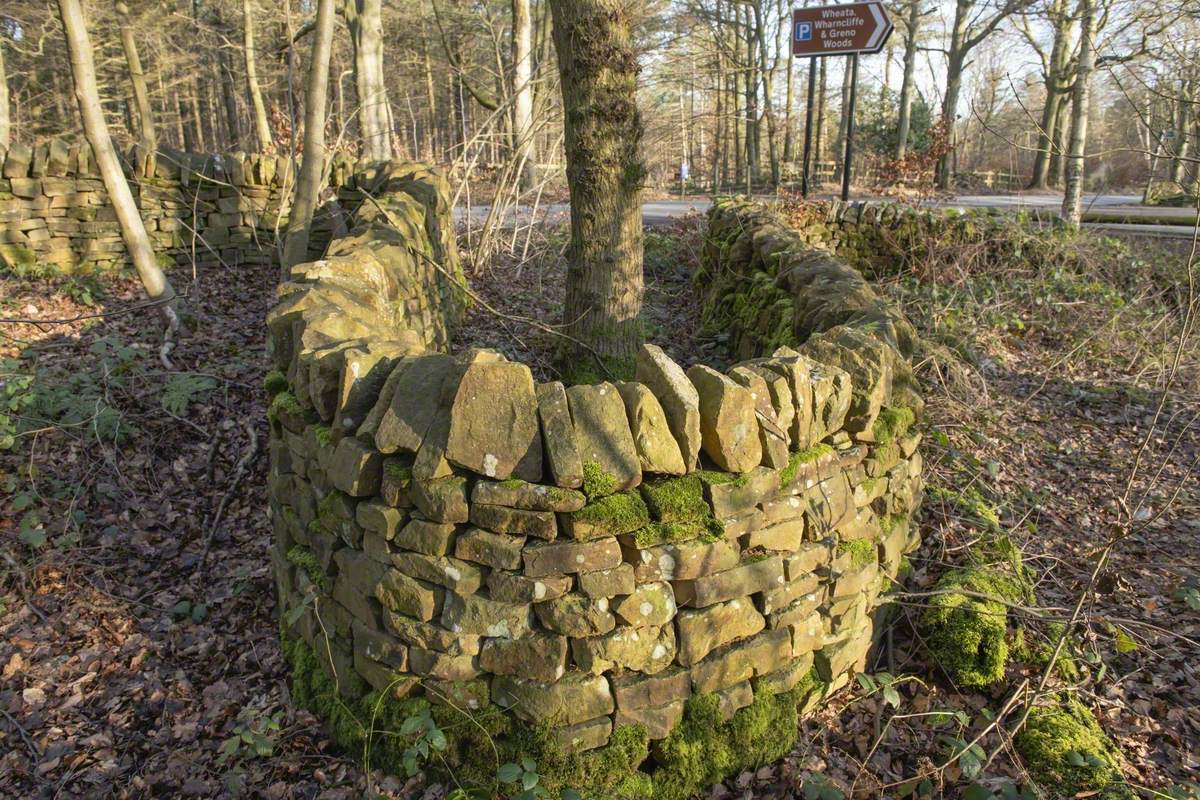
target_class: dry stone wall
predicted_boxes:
[267,189,923,797]
[0,139,366,274]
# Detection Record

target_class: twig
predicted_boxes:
[0,708,40,760]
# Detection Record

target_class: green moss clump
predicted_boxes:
[1015,699,1130,799]
[698,470,750,488]
[633,518,723,548]
[871,406,915,446]
[920,566,1027,687]
[268,390,303,422]
[652,685,803,800]
[312,424,334,448]
[286,545,331,592]
[582,461,619,500]
[779,442,835,488]
[572,490,651,537]
[264,370,289,398]
[838,538,877,568]
[639,475,711,523]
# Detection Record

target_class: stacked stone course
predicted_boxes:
[0,139,377,274]
[267,180,924,795]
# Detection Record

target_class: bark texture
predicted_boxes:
[0,36,9,149]
[548,0,645,380]
[511,0,537,192]
[282,0,336,270]
[894,0,922,160]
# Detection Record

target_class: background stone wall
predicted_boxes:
[0,139,369,274]
[266,186,924,796]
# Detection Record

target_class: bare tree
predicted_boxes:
[548,0,644,379]
[282,0,336,271]
[895,0,932,160]
[116,1,157,155]
[0,30,9,150]
[1021,0,1077,189]
[57,0,178,342]
[1061,0,1095,227]
[243,0,274,151]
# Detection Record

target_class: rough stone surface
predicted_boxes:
[616,381,687,475]
[635,344,703,470]
[536,382,584,488]
[445,361,541,480]
[687,365,762,472]
[675,597,766,666]
[492,673,614,726]
[566,382,641,494]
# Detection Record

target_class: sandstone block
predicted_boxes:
[686,365,761,472]
[614,700,685,739]
[375,571,443,621]
[534,592,616,637]
[408,647,481,681]
[610,666,691,710]
[445,361,541,480]
[383,610,480,656]
[390,551,484,593]
[572,624,676,675]
[551,716,612,754]
[616,381,686,475]
[536,382,584,488]
[441,592,533,639]
[523,538,623,577]
[472,478,586,512]
[576,563,636,599]
[627,538,739,582]
[567,382,641,496]
[374,355,456,454]
[479,633,568,682]
[612,581,676,627]
[675,597,765,666]
[635,344,702,470]
[673,556,785,608]
[690,628,792,693]
[454,527,525,570]
[469,503,556,540]
[393,517,457,556]
[492,673,614,726]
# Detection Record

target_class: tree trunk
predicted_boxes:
[218,45,244,149]
[1169,85,1192,185]
[753,1,779,186]
[1061,0,1094,229]
[1050,97,1068,186]
[935,0,970,189]
[421,21,438,160]
[1028,0,1070,189]
[0,35,10,149]
[782,0,795,162]
[511,0,536,191]
[894,0,921,160]
[282,0,336,271]
[548,0,644,380]
[116,1,157,155]
[346,0,393,162]
[243,0,274,151]
[57,0,177,327]
[835,56,853,176]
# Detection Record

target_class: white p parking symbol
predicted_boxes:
[795,21,813,41]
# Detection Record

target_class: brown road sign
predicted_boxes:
[792,2,893,57]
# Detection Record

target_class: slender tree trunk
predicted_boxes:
[1170,85,1192,185]
[421,22,438,160]
[1061,0,1094,229]
[548,0,644,379]
[782,1,795,162]
[57,0,177,328]
[895,0,921,160]
[346,0,393,161]
[282,0,335,271]
[744,5,759,184]
[243,0,274,151]
[815,59,827,169]
[116,1,157,155]
[174,91,191,149]
[1028,0,1070,189]
[218,45,243,149]
[511,0,536,191]
[935,0,970,189]
[0,36,10,149]
[753,1,779,186]
[836,56,853,176]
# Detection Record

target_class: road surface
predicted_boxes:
[461,193,1197,239]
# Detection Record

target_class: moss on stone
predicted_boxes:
[779,443,835,488]
[652,685,803,800]
[268,390,304,422]
[383,460,412,485]
[572,490,651,537]
[639,475,711,523]
[698,470,750,488]
[286,545,331,592]
[632,518,724,548]
[871,405,915,446]
[920,565,1026,687]
[312,425,334,448]
[1015,699,1130,799]
[582,461,619,500]
[838,538,877,568]
[264,370,289,399]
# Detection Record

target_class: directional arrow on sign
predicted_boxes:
[792,1,894,58]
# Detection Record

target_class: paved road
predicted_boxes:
[463,193,1197,239]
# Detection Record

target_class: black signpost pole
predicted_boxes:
[801,57,817,198]
[841,53,859,202]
